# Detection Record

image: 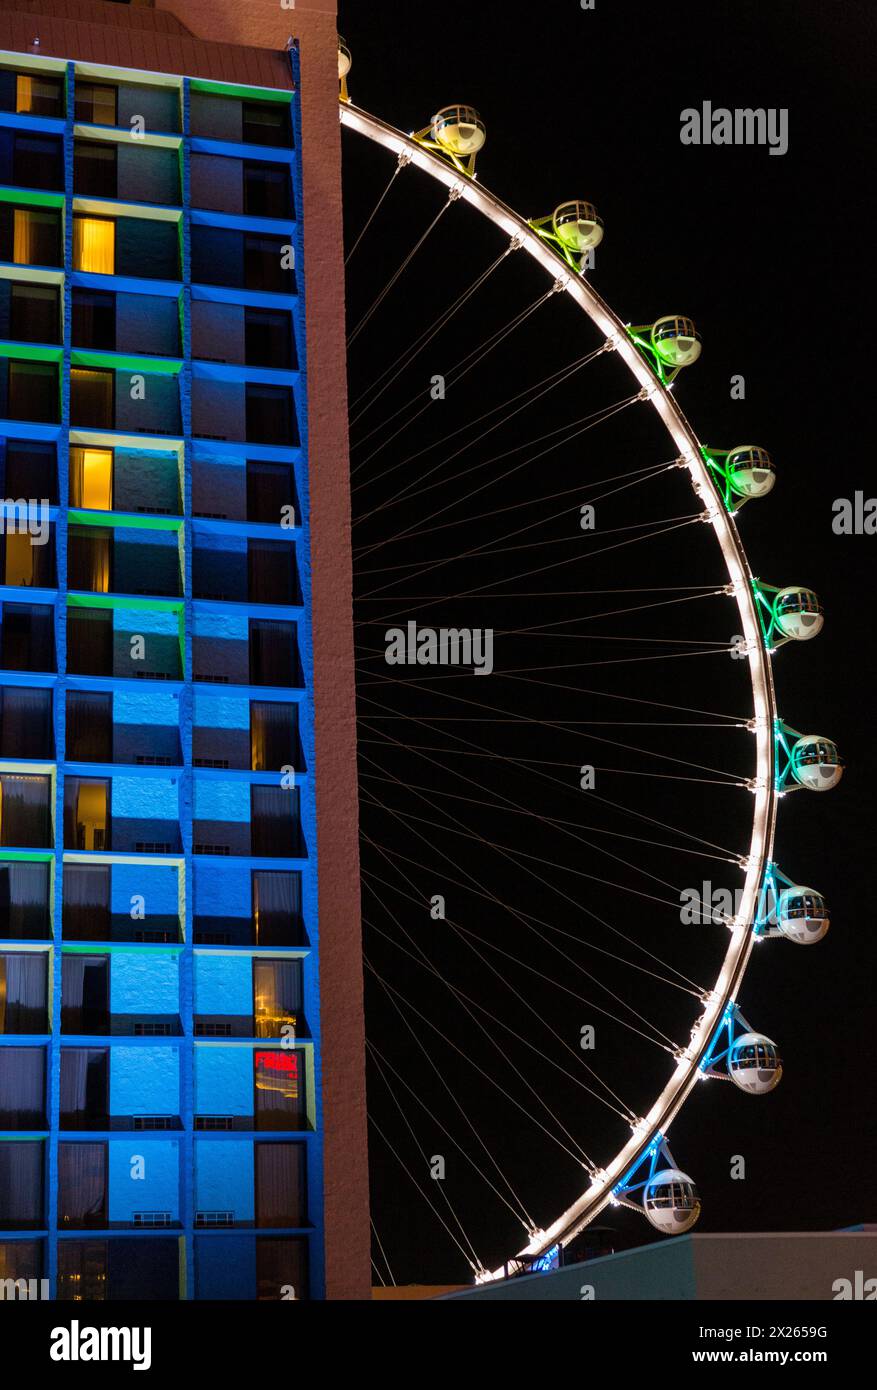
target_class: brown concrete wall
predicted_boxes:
[157,0,370,1300]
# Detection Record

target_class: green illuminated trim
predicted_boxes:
[189,79,292,104]
[61,943,182,955]
[67,593,183,614]
[0,849,54,863]
[0,342,62,363]
[0,186,64,209]
[71,350,181,375]
[68,509,182,532]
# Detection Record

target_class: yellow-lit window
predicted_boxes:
[70,447,113,511]
[73,216,115,275]
[4,532,36,586]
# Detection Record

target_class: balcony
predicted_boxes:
[193,866,305,947]
[193,615,302,688]
[0,686,54,760]
[0,1045,45,1128]
[69,445,181,517]
[193,698,302,772]
[194,957,305,1040]
[73,213,181,282]
[193,783,304,859]
[1,280,62,345]
[191,227,295,294]
[63,774,182,855]
[0,602,55,672]
[67,526,182,599]
[61,951,181,1036]
[0,858,51,940]
[0,203,62,269]
[0,772,53,849]
[1,357,60,424]
[192,455,298,525]
[72,288,181,358]
[193,539,298,606]
[67,601,182,681]
[66,688,182,767]
[74,138,181,207]
[0,522,56,589]
[60,1044,181,1131]
[63,862,183,944]
[0,950,49,1032]
[0,69,64,119]
[70,366,182,437]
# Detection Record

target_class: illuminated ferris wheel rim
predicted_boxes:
[339,98,778,1277]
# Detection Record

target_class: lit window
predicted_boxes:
[73,217,115,275]
[70,447,113,511]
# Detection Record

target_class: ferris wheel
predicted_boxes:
[337,40,842,1285]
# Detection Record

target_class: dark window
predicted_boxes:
[58,1142,107,1228]
[0,860,51,940]
[242,102,291,148]
[59,1047,109,1129]
[10,283,60,344]
[244,234,292,293]
[0,1238,41,1283]
[72,289,115,350]
[246,385,296,446]
[58,1237,178,1300]
[250,701,299,772]
[247,539,297,605]
[61,955,110,1034]
[0,687,53,759]
[4,441,57,503]
[62,864,110,942]
[0,1046,45,1127]
[2,206,62,267]
[249,619,300,687]
[1,603,55,672]
[70,368,114,429]
[66,690,112,762]
[243,164,292,220]
[250,785,302,857]
[7,360,58,423]
[67,526,112,593]
[12,135,62,190]
[66,606,113,676]
[0,774,52,847]
[254,1049,305,1131]
[252,870,305,948]
[245,308,294,369]
[256,1236,308,1300]
[74,141,117,198]
[74,83,117,126]
[0,1140,43,1228]
[255,1143,306,1227]
[0,952,48,1032]
[12,70,63,117]
[246,460,296,526]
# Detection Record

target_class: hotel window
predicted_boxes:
[72,289,115,350]
[66,606,113,677]
[249,618,300,687]
[246,460,296,526]
[3,524,55,589]
[74,82,117,127]
[0,1045,45,1127]
[244,234,292,293]
[4,440,57,503]
[0,860,51,940]
[62,864,110,942]
[246,385,296,446]
[10,283,60,344]
[73,216,115,275]
[242,102,290,148]
[0,952,48,1032]
[9,207,61,267]
[253,959,301,1039]
[1,603,55,673]
[12,134,62,190]
[69,446,113,510]
[66,691,113,763]
[57,1240,107,1300]
[0,1239,42,1284]
[64,777,110,852]
[0,1140,43,1229]
[7,360,59,423]
[255,1143,306,1228]
[248,539,297,605]
[67,526,112,594]
[0,686,53,759]
[74,140,117,198]
[59,1047,109,1129]
[252,870,304,948]
[251,785,302,858]
[61,954,110,1035]
[58,1142,107,1228]
[245,308,294,369]
[256,1237,308,1300]
[243,163,292,220]
[0,773,52,848]
[70,368,114,429]
[250,701,299,772]
[254,1049,305,1130]
[14,71,63,117]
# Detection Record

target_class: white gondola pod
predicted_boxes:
[790,735,843,791]
[777,885,830,944]
[429,105,486,157]
[642,1168,702,1234]
[338,37,352,80]
[650,315,702,368]
[552,201,604,254]
[728,1032,783,1094]
[772,586,824,641]
[726,445,776,500]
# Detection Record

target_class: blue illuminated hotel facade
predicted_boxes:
[0,1,362,1301]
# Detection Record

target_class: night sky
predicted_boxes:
[337,0,875,1285]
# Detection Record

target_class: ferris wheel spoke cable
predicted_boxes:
[344,154,405,267]
[366,952,539,1227]
[347,192,457,348]
[370,1215,396,1287]
[349,245,515,424]
[367,1039,486,1269]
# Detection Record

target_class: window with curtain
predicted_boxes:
[7,360,59,423]
[10,283,60,344]
[244,308,293,369]
[0,861,50,940]
[57,1240,107,1301]
[59,1047,109,1129]
[253,959,301,1039]
[62,864,110,942]
[247,539,296,606]
[0,1140,44,1228]
[255,1236,307,1299]
[0,1238,42,1283]
[61,955,109,1035]
[11,207,61,267]
[255,1143,306,1228]
[244,234,293,294]
[0,952,48,1032]
[74,83,117,126]
[246,460,296,526]
[5,440,57,503]
[245,385,296,446]
[1,604,55,673]
[15,72,63,117]
[66,690,112,763]
[0,687,53,759]
[58,1143,108,1228]
[73,141,117,198]
[250,785,300,858]
[249,619,300,688]
[250,701,297,772]
[72,290,115,351]
[66,606,113,676]
[73,216,115,275]
[70,369,114,430]
[252,870,303,947]
[0,1046,45,1127]
[67,527,112,594]
[254,1050,304,1131]
[0,774,52,849]
[69,446,113,510]
[63,778,110,852]
[3,525,55,588]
